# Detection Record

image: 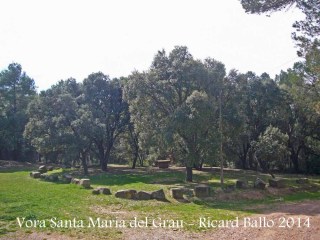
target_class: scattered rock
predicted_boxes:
[92,189,100,195]
[62,174,73,183]
[115,190,137,199]
[236,179,248,189]
[151,189,166,201]
[254,178,266,190]
[71,178,80,184]
[30,171,41,178]
[170,188,185,199]
[136,191,151,200]
[194,185,211,198]
[40,173,48,179]
[97,187,111,195]
[79,179,91,188]
[296,178,309,184]
[45,174,59,182]
[38,165,47,173]
[47,166,54,171]
[269,178,286,188]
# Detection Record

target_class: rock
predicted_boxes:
[194,185,210,198]
[296,178,309,184]
[30,171,41,178]
[62,174,73,183]
[47,166,54,171]
[45,174,59,182]
[40,173,48,179]
[71,178,80,184]
[170,188,185,199]
[151,189,166,201]
[79,179,91,188]
[97,187,111,195]
[269,178,286,188]
[236,179,248,189]
[136,191,151,200]
[38,165,47,173]
[92,189,100,195]
[254,178,266,190]
[115,190,137,199]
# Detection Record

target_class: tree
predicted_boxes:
[240,0,320,56]
[82,73,128,171]
[252,126,289,178]
[125,46,225,181]
[0,63,36,160]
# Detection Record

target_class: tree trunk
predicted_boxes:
[186,166,193,182]
[80,152,88,175]
[132,152,138,169]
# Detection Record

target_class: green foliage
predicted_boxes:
[0,63,36,160]
[252,126,290,175]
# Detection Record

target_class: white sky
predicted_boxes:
[0,0,303,91]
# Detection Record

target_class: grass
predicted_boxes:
[0,164,319,238]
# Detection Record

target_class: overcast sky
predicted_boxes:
[0,0,303,91]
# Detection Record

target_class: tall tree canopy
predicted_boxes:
[0,63,36,160]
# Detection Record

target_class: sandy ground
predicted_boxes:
[1,200,319,240]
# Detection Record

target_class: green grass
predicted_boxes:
[0,165,319,238]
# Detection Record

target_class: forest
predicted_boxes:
[0,0,319,182]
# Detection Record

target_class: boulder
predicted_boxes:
[254,178,266,190]
[97,187,111,195]
[151,189,166,201]
[30,171,41,178]
[136,191,151,200]
[45,174,59,182]
[296,178,309,184]
[38,165,47,173]
[115,190,137,199]
[47,166,54,171]
[170,188,185,199]
[40,173,48,179]
[79,179,91,188]
[236,179,248,189]
[71,178,80,184]
[92,189,100,195]
[194,185,210,198]
[269,178,286,188]
[62,174,73,183]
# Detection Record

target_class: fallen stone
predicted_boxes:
[269,178,286,188]
[45,174,59,182]
[62,174,73,183]
[254,178,266,190]
[296,178,309,184]
[30,171,41,178]
[236,179,248,189]
[194,185,210,198]
[115,190,137,199]
[92,189,100,195]
[79,179,91,188]
[71,178,80,184]
[151,189,166,201]
[40,173,48,179]
[97,187,111,195]
[38,165,47,173]
[136,191,151,200]
[47,166,54,171]
[170,188,185,199]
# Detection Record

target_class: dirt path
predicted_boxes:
[2,200,319,240]
[122,200,320,240]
